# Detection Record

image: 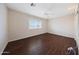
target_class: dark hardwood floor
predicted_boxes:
[2,33,78,55]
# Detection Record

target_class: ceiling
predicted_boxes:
[6,3,77,19]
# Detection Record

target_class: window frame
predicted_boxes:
[28,19,42,29]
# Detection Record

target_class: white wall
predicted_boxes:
[74,4,79,52]
[0,4,8,54]
[48,15,75,38]
[74,12,79,52]
[8,9,47,42]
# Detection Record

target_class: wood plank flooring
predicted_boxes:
[2,33,78,55]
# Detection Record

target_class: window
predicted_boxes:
[29,19,42,29]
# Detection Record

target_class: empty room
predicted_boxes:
[0,3,79,55]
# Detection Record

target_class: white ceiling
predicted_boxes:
[6,3,77,19]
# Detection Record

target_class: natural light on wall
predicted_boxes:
[29,19,42,29]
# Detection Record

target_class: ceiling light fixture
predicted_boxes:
[30,3,36,7]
